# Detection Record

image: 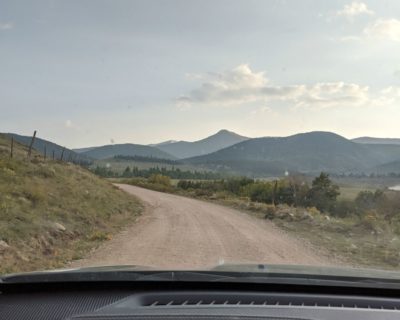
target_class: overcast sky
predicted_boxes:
[1,0,400,147]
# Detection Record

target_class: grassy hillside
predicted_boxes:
[185,132,400,176]
[81,143,176,160]
[0,134,142,274]
[156,129,249,159]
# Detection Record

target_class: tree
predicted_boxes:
[307,172,340,212]
[122,166,132,177]
[355,190,382,211]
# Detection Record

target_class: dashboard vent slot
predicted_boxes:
[138,292,400,310]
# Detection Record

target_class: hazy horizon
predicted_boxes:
[6,128,400,149]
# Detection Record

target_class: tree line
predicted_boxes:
[113,155,181,165]
[93,165,224,180]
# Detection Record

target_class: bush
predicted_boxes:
[331,199,357,218]
[355,190,386,212]
[242,182,274,203]
[148,174,171,187]
[224,177,254,195]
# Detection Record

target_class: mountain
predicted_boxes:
[80,143,176,160]
[184,131,400,177]
[362,143,400,161]
[6,133,89,162]
[155,129,249,159]
[149,140,178,147]
[73,147,96,153]
[368,160,400,175]
[353,137,400,145]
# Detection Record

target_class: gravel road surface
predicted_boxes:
[71,184,330,269]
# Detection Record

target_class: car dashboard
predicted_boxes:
[3,281,400,320]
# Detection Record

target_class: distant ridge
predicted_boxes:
[184,131,400,176]
[149,140,178,147]
[353,137,400,145]
[79,143,176,160]
[155,129,249,159]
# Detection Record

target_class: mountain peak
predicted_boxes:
[216,129,231,134]
[156,129,249,159]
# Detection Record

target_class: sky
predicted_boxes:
[1,0,400,148]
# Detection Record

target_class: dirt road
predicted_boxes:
[72,184,331,269]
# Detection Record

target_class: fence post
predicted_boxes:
[60,147,65,161]
[10,137,14,158]
[52,150,55,160]
[27,130,37,158]
[272,180,278,207]
[44,145,47,160]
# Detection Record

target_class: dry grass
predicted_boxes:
[0,134,143,274]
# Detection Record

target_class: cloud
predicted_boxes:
[0,22,13,30]
[364,18,400,41]
[250,106,272,115]
[338,35,362,42]
[177,64,268,106]
[65,120,73,128]
[178,64,372,109]
[337,2,374,18]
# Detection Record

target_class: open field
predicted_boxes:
[333,176,400,200]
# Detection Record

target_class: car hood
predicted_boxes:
[3,263,400,285]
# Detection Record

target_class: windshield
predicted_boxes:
[2,0,400,280]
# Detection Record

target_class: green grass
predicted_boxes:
[0,134,143,274]
[337,186,374,200]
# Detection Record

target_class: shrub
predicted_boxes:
[331,199,357,218]
[224,177,254,195]
[242,182,274,203]
[148,174,171,187]
[355,190,386,212]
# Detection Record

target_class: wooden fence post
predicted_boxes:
[60,147,65,161]
[52,150,55,160]
[27,130,37,158]
[272,180,278,207]
[44,145,47,160]
[10,137,14,158]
